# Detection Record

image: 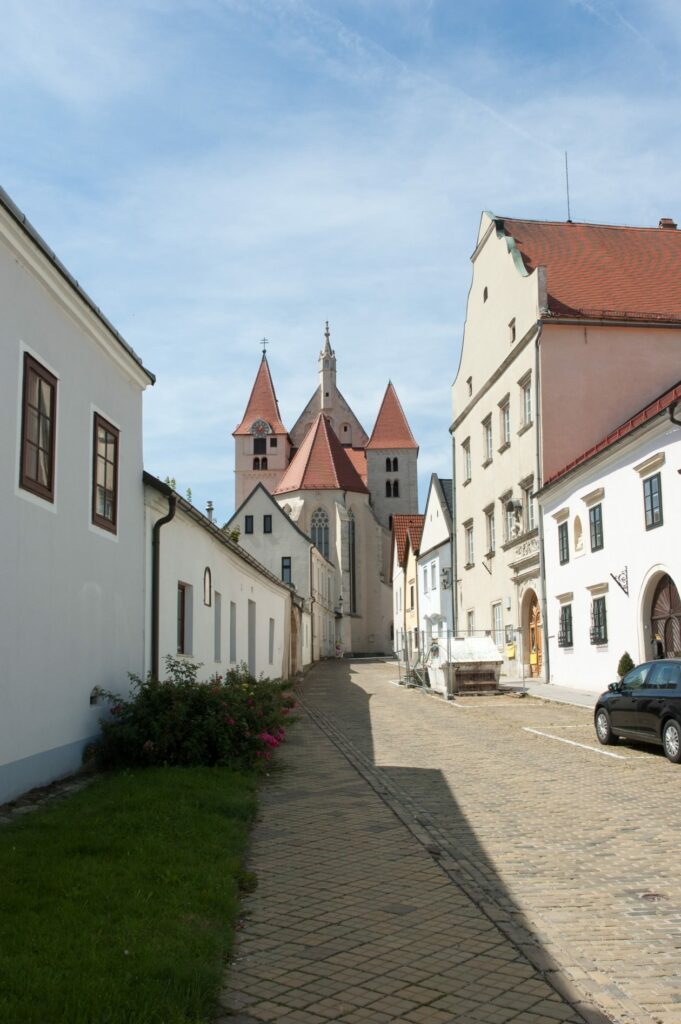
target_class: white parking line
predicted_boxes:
[522,727,629,759]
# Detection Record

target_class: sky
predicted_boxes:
[3,0,681,520]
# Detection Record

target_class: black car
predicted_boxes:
[594,659,681,762]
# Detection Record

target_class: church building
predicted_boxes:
[230,326,419,656]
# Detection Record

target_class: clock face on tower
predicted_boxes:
[250,419,272,437]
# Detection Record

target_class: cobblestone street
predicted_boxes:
[221,660,681,1024]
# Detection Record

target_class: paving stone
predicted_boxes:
[218,661,637,1024]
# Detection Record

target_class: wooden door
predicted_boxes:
[529,595,543,678]
[651,575,681,658]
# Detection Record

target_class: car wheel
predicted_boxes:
[662,720,681,763]
[595,708,618,745]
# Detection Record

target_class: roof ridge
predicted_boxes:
[498,215,680,233]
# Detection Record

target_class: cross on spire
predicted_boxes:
[261,337,269,358]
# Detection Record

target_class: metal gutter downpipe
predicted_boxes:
[151,492,177,679]
[534,321,550,685]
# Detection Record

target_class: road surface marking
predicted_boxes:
[522,727,629,759]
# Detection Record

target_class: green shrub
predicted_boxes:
[93,656,296,771]
[617,651,635,678]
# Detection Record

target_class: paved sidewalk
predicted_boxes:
[504,681,598,709]
[220,669,610,1023]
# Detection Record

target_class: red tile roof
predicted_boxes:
[366,382,418,450]
[392,514,425,568]
[543,379,681,487]
[497,216,681,323]
[274,414,369,495]
[233,356,288,436]
[345,447,367,483]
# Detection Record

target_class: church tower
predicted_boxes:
[365,382,419,529]
[233,352,291,507]
[290,324,368,449]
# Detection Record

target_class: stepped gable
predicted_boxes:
[234,355,287,435]
[392,514,425,567]
[366,382,418,450]
[274,414,369,495]
[497,215,681,322]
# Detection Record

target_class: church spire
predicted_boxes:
[318,321,336,410]
[233,352,287,436]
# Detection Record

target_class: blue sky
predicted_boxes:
[2,0,681,518]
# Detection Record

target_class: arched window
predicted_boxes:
[311,508,329,559]
[253,457,260,470]
[385,457,391,471]
[392,457,398,471]
[203,567,212,607]
[385,481,392,497]
[393,480,400,498]
[261,457,268,470]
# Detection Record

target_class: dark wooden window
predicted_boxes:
[385,481,391,497]
[20,353,57,501]
[269,437,277,448]
[264,514,272,533]
[245,515,254,534]
[589,503,603,551]
[643,473,663,529]
[177,583,187,654]
[92,413,119,532]
[558,605,573,647]
[558,522,569,564]
[253,438,266,454]
[261,456,268,470]
[590,597,607,645]
[281,556,292,584]
[393,480,399,498]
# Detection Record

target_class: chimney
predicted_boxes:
[658,217,677,230]
[206,500,214,523]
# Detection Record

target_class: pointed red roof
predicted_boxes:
[392,514,425,568]
[497,216,681,322]
[233,356,287,436]
[366,383,418,450]
[274,414,369,494]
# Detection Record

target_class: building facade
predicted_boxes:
[452,212,681,681]
[539,383,681,692]
[417,476,454,642]
[0,187,154,804]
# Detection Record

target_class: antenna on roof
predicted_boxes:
[564,151,573,223]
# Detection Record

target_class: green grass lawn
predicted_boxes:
[0,767,258,1024]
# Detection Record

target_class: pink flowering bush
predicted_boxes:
[93,657,296,770]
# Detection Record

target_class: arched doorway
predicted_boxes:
[651,574,681,658]
[523,588,543,678]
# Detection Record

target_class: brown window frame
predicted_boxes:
[92,412,120,534]
[19,353,58,502]
[177,583,187,654]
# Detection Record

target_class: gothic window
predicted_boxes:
[385,481,392,497]
[203,567,212,607]
[311,507,329,559]
[261,457,268,470]
[393,480,399,498]
[385,457,391,471]
[392,457,398,471]
[348,511,357,614]
[253,457,260,470]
